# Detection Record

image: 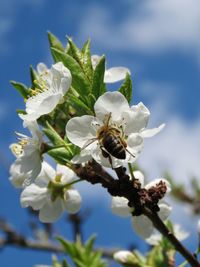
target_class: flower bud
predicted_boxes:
[113,250,135,264]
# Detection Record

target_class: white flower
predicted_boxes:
[91,55,130,83]
[9,121,43,187]
[20,162,82,223]
[19,62,72,122]
[66,91,164,168]
[197,220,200,234]
[111,171,171,239]
[146,224,189,245]
[113,250,135,264]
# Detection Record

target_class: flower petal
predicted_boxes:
[104,67,130,83]
[158,202,172,221]
[39,198,63,223]
[37,63,48,74]
[131,215,154,238]
[174,225,189,241]
[9,162,30,188]
[126,133,143,162]
[12,152,42,187]
[113,250,134,264]
[111,197,131,217]
[63,189,82,213]
[133,171,144,187]
[141,123,165,138]
[20,184,47,210]
[56,164,77,184]
[71,150,92,164]
[66,115,96,148]
[145,178,171,193]
[94,92,130,122]
[145,232,162,245]
[51,62,72,95]
[123,102,150,135]
[36,162,55,187]
[91,55,101,69]
[91,145,124,168]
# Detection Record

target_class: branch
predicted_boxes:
[0,220,115,258]
[74,161,200,267]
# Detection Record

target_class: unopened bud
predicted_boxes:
[113,250,135,264]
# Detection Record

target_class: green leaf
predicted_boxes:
[47,147,73,164]
[57,236,108,267]
[118,73,132,104]
[48,31,65,61]
[81,39,93,81]
[92,56,106,99]
[29,65,38,85]
[68,94,94,115]
[68,38,93,84]
[16,109,26,114]
[43,121,65,147]
[51,48,91,97]
[85,235,97,255]
[10,80,29,99]
[62,259,71,267]
[67,37,83,64]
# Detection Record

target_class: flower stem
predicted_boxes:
[128,163,135,181]
[74,162,200,267]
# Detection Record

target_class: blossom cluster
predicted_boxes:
[9,36,170,238]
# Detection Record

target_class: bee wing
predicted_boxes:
[81,138,97,151]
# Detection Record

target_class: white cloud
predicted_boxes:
[78,0,200,54]
[140,116,200,186]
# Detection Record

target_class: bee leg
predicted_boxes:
[100,146,114,169]
[108,154,114,169]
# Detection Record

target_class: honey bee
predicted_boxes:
[82,113,135,167]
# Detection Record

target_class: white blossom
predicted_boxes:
[113,250,135,264]
[66,91,164,168]
[19,62,72,122]
[111,171,171,239]
[198,220,200,234]
[9,121,43,187]
[20,162,82,223]
[91,55,130,83]
[146,224,189,245]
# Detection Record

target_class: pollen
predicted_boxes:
[29,75,49,98]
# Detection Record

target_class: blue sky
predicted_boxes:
[0,0,200,266]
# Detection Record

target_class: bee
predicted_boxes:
[82,113,135,167]
[98,124,126,160]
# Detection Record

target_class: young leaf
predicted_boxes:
[29,65,38,85]
[51,48,90,97]
[81,39,93,81]
[62,259,71,267]
[43,121,65,146]
[47,147,73,164]
[48,31,65,61]
[85,235,97,255]
[67,37,82,65]
[92,56,106,99]
[10,80,30,99]
[68,94,94,116]
[118,73,132,104]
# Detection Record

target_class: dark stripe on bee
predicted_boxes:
[102,133,126,159]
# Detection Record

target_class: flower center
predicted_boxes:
[10,138,28,157]
[29,71,50,98]
[48,174,71,202]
